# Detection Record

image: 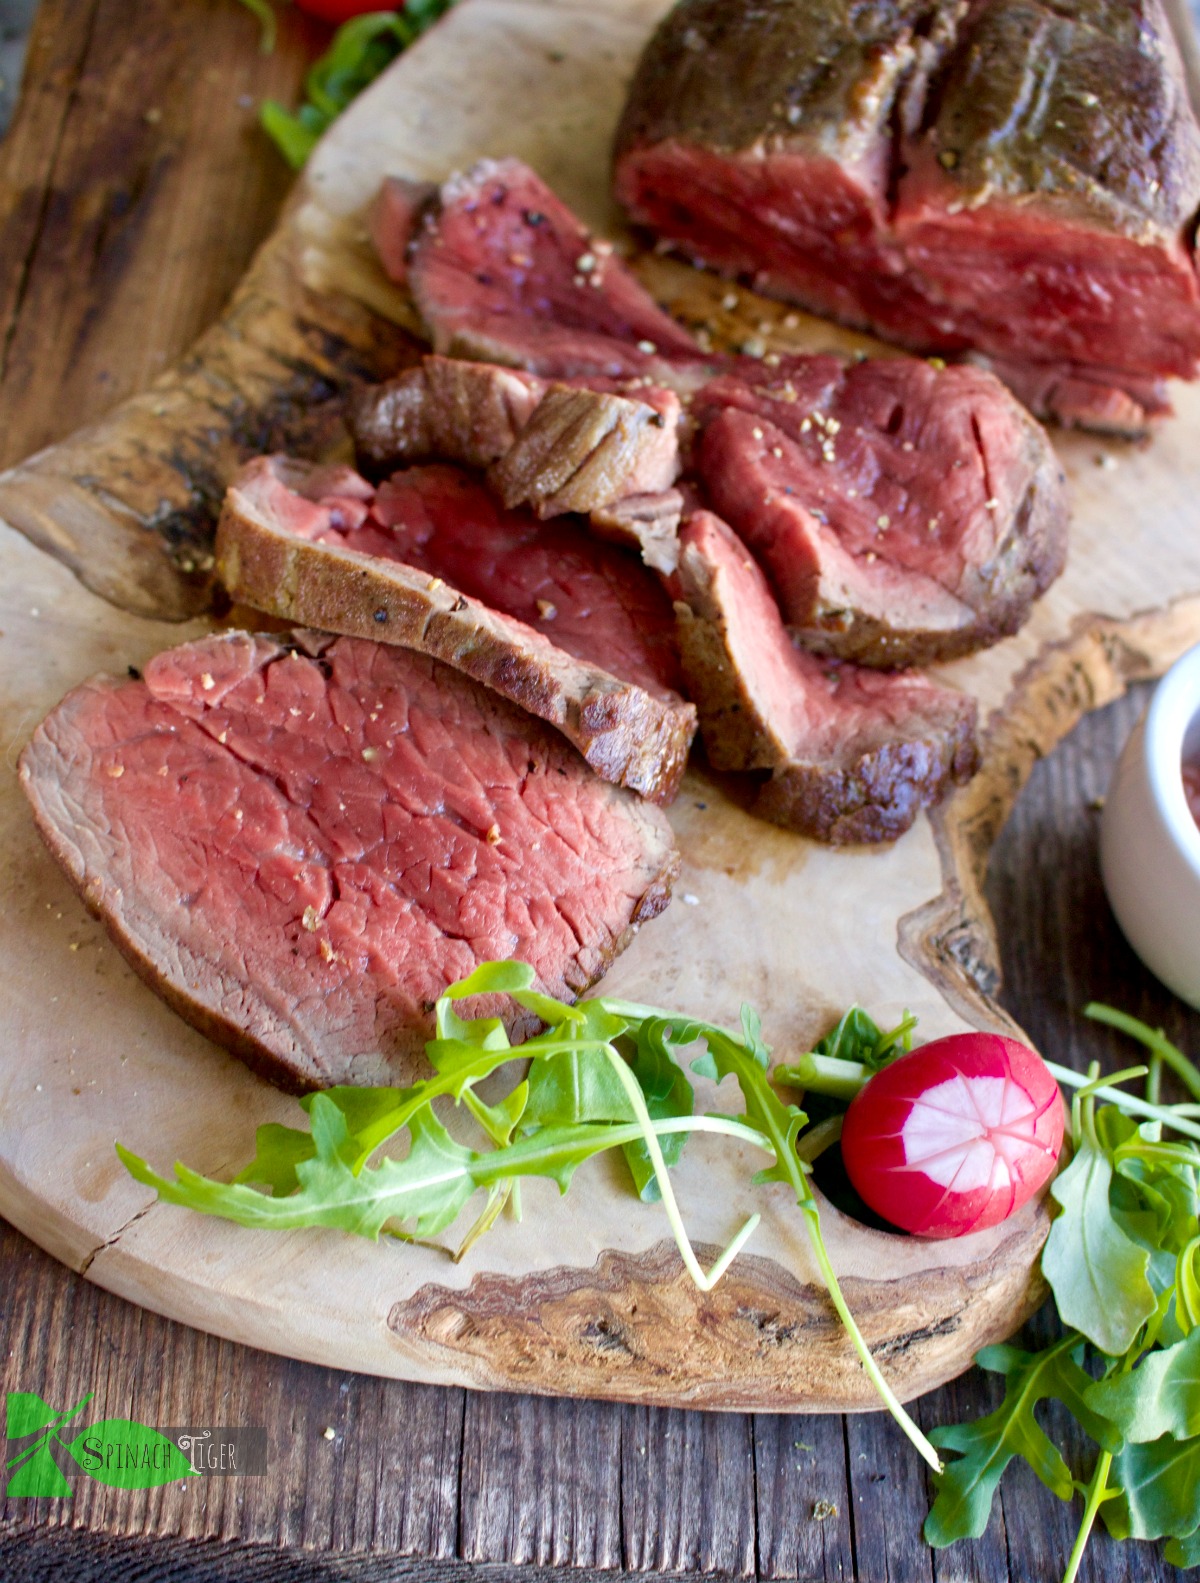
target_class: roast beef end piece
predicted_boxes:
[489,383,681,518]
[615,0,1200,428]
[405,157,704,380]
[370,176,439,286]
[347,357,546,471]
[675,511,978,844]
[20,631,680,1091]
[218,458,696,805]
[695,355,1067,666]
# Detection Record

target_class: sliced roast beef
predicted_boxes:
[488,382,680,517]
[370,176,438,286]
[216,457,696,804]
[348,356,545,472]
[614,0,1200,432]
[589,488,684,576]
[348,355,681,528]
[20,630,679,1091]
[386,157,706,380]
[691,354,1067,666]
[674,511,978,843]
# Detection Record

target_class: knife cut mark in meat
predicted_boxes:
[674,511,979,844]
[216,457,696,804]
[19,630,680,1091]
[615,0,1200,433]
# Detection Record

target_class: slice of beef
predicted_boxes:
[589,488,684,576]
[362,465,688,699]
[20,630,680,1092]
[691,354,1067,665]
[488,382,680,517]
[348,356,682,525]
[216,458,696,804]
[348,356,545,471]
[370,177,438,286]
[674,511,978,843]
[614,0,1200,432]
[396,157,706,380]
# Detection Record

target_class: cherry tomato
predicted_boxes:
[294,0,398,21]
[839,1033,1064,1239]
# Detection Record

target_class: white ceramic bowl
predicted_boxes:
[1101,642,1200,1009]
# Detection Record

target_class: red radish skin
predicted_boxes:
[839,1034,1064,1239]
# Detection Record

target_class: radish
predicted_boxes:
[839,1033,1064,1238]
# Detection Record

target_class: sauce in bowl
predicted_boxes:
[1187,759,1200,829]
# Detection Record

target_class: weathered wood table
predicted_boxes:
[1,2,1199,1579]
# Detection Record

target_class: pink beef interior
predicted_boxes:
[280,461,685,703]
[680,511,974,768]
[692,355,1055,648]
[407,157,705,380]
[24,632,677,1088]
[614,0,1200,426]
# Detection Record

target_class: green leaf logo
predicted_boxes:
[61,1421,194,1489]
[3,1391,93,1498]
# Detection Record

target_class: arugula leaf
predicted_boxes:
[1165,1528,1200,1569]
[812,1004,917,1073]
[1043,1128,1156,1356]
[1103,1434,1200,1544]
[260,6,454,169]
[521,1048,634,1131]
[925,1336,1119,1546]
[620,1017,695,1201]
[236,0,277,51]
[1086,1331,1200,1443]
[120,1094,706,1241]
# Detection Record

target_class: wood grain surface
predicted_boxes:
[0,1,1198,1580]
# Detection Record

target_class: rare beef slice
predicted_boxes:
[674,511,979,843]
[20,631,680,1091]
[615,0,1200,432]
[378,156,706,380]
[216,457,696,803]
[691,354,1067,665]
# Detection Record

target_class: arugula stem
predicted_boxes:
[796,1186,942,1473]
[704,1030,943,1473]
[795,1115,844,1163]
[1061,1449,1113,1583]
[1146,1052,1163,1108]
[1046,1063,1200,1143]
[1084,1005,1200,1101]
[601,1043,761,1291]
[777,1052,868,1100]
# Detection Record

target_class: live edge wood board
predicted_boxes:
[1,0,1198,1414]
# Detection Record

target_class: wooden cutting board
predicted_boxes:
[1,0,1198,1413]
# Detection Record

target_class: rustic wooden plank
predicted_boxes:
[618,1405,757,1576]
[458,1393,622,1568]
[0,0,325,470]
[752,1412,854,1581]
